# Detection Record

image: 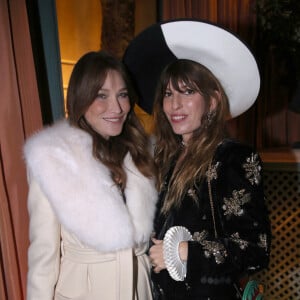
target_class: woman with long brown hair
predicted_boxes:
[124,20,271,300]
[24,51,157,300]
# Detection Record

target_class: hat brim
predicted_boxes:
[123,19,260,118]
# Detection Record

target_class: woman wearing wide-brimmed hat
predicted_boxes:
[124,20,271,300]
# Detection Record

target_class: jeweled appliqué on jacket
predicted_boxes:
[192,230,228,264]
[243,153,262,185]
[206,162,220,181]
[258,233,268,251]
[222,189,251,217]
[230,232,249,250]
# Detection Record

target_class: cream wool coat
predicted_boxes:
[24,120,157,300]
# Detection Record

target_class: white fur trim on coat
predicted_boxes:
[24,120,157,252]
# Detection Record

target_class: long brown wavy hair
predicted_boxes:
[153,59,229,213]
[67,51,156,190]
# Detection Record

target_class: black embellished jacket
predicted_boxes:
[152,139,271,300]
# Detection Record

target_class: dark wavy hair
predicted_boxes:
[67,51,156,190]
[153,59,229,213]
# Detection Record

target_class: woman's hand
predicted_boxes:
[149,238,189,274]
[149,238,166,273]
[178,241,188,261]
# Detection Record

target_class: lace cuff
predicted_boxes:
[163,226,192,281]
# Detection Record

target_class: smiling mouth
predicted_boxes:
[171,115,186,122]
[103,117,124,123]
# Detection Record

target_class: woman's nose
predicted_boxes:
[172,93,182,109]
[110,97,122,113]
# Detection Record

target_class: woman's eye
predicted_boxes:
[96,93,107,99]
[164,91,172,97]
[118,92,129,99]
[183,88,194,95]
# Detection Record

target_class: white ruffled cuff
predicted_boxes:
[163,226,192,281]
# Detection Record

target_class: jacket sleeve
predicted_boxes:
[186,144,271,281]
[27,175,61,300]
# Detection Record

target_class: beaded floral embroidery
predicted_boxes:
[192,230,227,264]
[187,188,198,202]
[222,189,251,217]
[230,232,249,250]
[258,233,268,251]
[243,153,262,185]
[206,162,220,181]
[192,230,208,243]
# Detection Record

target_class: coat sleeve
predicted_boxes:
[27,175,61,300]
[186,144,271,281]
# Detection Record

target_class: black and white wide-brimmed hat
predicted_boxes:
[123,19,260,118]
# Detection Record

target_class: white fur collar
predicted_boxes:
[24,120,157,252]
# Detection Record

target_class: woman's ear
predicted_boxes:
[209,91,220,112]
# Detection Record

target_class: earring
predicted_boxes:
[205,111,215,127]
